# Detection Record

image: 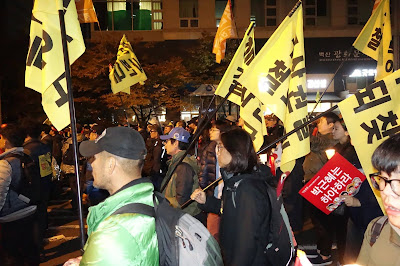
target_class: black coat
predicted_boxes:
[142,138,162,177]
[334,141,383,231]
[200,167,272,266]
[198,141,217,189]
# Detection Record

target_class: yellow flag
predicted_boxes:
[338,69,400,213]
[75,0,98,23]
[215,23,266,151]
[238,2,309,172]
[212,0,236,64]
[109,35,147,94]
[372,0,382,13]
[26,0,85,131]
[353,0,393,81]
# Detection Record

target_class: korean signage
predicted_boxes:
[300,153,366,215]
[317,49,372,62]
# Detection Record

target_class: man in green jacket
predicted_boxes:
[64,127,158,265]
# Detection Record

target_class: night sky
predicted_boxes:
[2,0,41,123]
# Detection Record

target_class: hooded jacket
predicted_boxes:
[199,166,273,266]
[161,150,201,217]
[80,178,159,265]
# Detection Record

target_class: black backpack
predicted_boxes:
[231,178,296,266]
[113,191,223,266]
[4,153,40,204]
[369,216,389,246]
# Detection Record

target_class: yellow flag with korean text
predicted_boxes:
[353,0,393,81]
[213,0,236,64]
[338,69,400,213]
[109,35,147,94]
[215,23,266,151]
[75,0,98,23]
[25,0,85,131]
[237,2,309,172]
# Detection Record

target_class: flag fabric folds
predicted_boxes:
[338,69,400,213]
[109,35,147,94]
[75,0,98,23]
[26,0,85,131]
[353,0,393,81]
[212,0,236,64]
[372,0,382,13]
[238,2,309,172]
[214,22,266,151]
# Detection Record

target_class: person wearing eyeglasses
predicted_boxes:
[357,133,400,266]
[198,120,231,242]
[191,128,274,265]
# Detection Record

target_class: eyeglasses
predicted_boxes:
[150,130,157,133]
[370,172,400,197]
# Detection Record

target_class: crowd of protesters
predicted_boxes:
[0,112,398,266]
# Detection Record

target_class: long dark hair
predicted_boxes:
[220,128,259,174]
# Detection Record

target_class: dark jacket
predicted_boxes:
[198,141,217,189]
[334,141,361,169]
[23,139,52,180]
[142,138,162,177]
[261,124,284,153]
[199,167,272,266]
[52,134,63,165]
[334,141,383,231]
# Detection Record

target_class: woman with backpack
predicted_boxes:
[191,128,275,265]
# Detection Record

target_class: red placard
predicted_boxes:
[299,153,366,214]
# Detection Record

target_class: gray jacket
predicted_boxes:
[0,148,36,221]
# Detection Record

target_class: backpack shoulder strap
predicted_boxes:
[3,153,23,162]
[370,216,389,246]
[112,202,155,217]
[112,193,157,217]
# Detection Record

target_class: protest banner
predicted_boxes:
[109,35,147,94]
[300,153,366,215]
[338,69,400,213]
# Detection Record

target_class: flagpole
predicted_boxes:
[118,93,131,128]
[58,1,86,250]
[181,104,338,209]
[160,84,236,193]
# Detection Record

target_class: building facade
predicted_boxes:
[91,0,399,115]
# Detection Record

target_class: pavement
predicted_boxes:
[40,187,86,266]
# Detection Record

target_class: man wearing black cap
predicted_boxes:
[160,127,203,223]
[65,127,159,265]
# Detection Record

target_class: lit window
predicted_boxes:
[95,0,163,31]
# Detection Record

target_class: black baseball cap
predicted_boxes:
[79,127,147,160]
